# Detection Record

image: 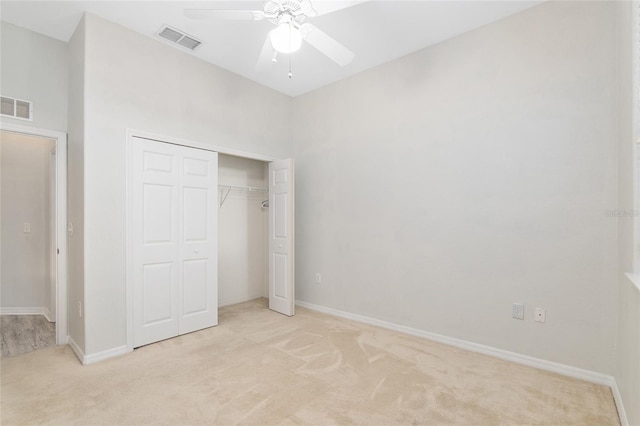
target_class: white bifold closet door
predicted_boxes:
[268,159,295,316]
[132,137,218,348]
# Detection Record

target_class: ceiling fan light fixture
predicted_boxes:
[269,23,302,54]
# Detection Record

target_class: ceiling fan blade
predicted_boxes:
[311,0,367,16]
[301,24,354,67]
[255,35,275,73]
[184,9,265,21]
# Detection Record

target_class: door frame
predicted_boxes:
[49,146,57,322]
[0,122,68,345]
[125,129,278,351]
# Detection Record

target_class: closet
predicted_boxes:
[218,154,295,315]
[129,135,294,349]
[217,154,269,307]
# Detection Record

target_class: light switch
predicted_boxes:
[23,223,31,233]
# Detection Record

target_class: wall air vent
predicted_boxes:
[156,25,202,51]
[1,96,33,121]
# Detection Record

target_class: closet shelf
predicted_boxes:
[218,184,268,207]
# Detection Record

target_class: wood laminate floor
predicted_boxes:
[0,315,55,358]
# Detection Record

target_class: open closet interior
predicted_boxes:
[217,154,269,307]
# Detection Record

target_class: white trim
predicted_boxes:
[126,129,278,162]
[296,300,616,387]
[0,122,68,346]
[633,0,640,275]
[67,336,85,364]
[126,132,133,352]
[42,307,53,322]
[0,307,49,316]
[626,272,640,292]
[612,377,630,426]
[49,148,57,324]
[68,336,130,365]
[83,345,130,365]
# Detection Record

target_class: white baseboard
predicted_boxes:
[296,300,616,388]
[1,307,50,317]
[625,273,640,292]
[42,308,53,322]
[297,300,630,423]
[83,345,130,365]
[67,336,130,365]
[67,335,85,364]
[611,377,629,426]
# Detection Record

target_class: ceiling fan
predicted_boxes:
[184,0,355,77]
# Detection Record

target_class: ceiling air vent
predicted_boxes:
[1,96,33,121]
[156,25,202,51]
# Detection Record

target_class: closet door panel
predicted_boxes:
[273,253,288,299]
[132,138,181,347]
[178,149,218,334]
[268,159,295,316]
[143,184,173,243]
[142,263,175,323]
[183,187,208,241]
[132,139,218,348]
[182,259,208,315]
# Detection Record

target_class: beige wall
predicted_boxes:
[0,21,68,132]
[292,1,620,374]
[614,1,640,424]
[66,16,86,350]
[80,14,291,355]
[0,131,55,311]
[4,4,634,411]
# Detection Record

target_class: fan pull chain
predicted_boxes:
[288,22,293,79]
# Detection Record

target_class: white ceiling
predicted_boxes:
[0,1,542,97]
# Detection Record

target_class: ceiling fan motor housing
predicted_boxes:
[264,0,314,26]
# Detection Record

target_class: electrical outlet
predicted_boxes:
[23,223,31,233]
[512,303,524,320]
[78,301,82,318]
[315,273,322,284]
[535,307,546,323]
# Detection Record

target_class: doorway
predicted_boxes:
[218,154,269,308]
[218,155,295,315]
[126,131,294,351]
[0,124,68,348]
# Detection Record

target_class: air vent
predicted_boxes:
[156,25,202,51]
[1,96,33,121]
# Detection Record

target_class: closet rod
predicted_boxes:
[218,184,268,208]
[218,184,268,192]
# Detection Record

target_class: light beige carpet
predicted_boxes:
[0,298,619,425]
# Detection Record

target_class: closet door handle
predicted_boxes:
[194,249,199,254]
[278,244,282,249]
